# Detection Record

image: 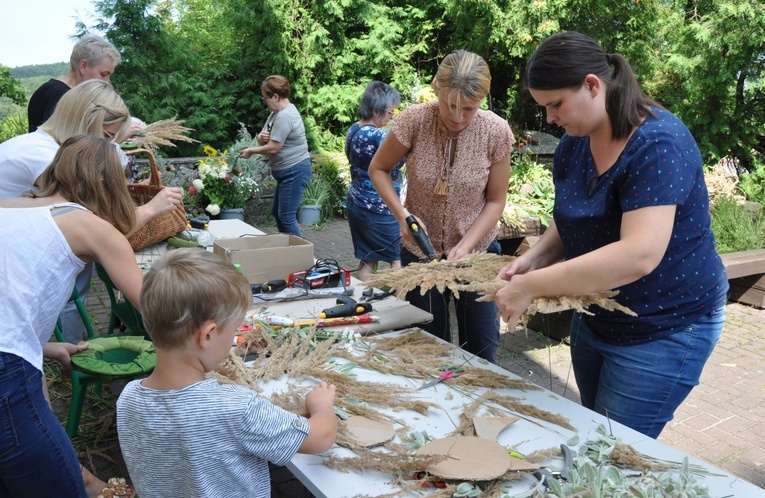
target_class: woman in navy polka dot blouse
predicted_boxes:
[495,32,728,438]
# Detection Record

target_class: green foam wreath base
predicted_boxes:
[71,336,156,378]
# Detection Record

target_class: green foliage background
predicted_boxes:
[1,0,763,170]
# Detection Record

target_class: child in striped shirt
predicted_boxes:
[117,249,337,498]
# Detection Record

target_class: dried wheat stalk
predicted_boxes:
[322,446,447,475]
[341,332,542,392]
[131,116,198,150]
[451,390,574,434]
[611,442,671,472]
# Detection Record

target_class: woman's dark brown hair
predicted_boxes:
[525,31,661,139]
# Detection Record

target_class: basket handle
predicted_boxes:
[125,148,162,187]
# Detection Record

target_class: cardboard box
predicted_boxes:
[213,235,314,284]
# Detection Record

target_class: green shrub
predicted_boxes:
[504,153,555,227]
[738,158,765,205]
[0,113,27,143]
[312,153,350,220]
[710,197,765,253]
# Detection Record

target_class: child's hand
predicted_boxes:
[305,381,336,415]
[300,382,338,454]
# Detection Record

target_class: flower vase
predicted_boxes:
[217,207,245,222]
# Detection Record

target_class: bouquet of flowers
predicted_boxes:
[187,145,258,216]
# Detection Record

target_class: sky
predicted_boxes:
[1,0,98,68]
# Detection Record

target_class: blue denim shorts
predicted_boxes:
[346,201,400,262]
[570,306,725,438]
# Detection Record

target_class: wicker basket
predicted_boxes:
[126,148,187,251]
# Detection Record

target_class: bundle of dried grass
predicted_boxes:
[211,348,262,392]
[130,117,198,150]
[365,253,637,328]
[365,253,514,298]
[511,290,637,328]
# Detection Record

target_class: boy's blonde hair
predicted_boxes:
[432,49,491,106]
[32,135,136,234]
[140,249,252,349]
[39,80,132,144]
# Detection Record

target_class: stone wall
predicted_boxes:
[132,156,199,189]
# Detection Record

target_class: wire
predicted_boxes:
[292,258,349,294]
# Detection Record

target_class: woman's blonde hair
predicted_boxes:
[432,49,491,105]
[39,80,132,144]
[33,135,136,234]
[140,249,252,349]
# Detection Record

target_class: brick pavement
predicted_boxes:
[86,216,765,495]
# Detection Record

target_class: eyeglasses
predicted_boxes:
[103,129,116,141]
[262,94,273,102]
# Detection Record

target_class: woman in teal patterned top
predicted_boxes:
[345,81,405,280]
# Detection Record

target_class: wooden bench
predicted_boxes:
[721,249,765,308]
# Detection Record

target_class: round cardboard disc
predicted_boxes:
[415,436,513,480]
[342,415,395,447]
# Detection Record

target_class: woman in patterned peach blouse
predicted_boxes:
[369,49,515,363]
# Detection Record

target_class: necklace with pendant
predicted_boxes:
[434,135,457,196]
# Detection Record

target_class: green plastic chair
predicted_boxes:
[94,262,146,337]
[53,287,154,439]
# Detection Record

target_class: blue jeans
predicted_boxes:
[271,159,312,236]
[0,353,86,497]
[570,306,725,438]
[401,240,501,363]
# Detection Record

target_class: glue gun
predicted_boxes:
[404,209,438,263]
[188,215,210,229]
[251,279,288,294]
[320,295,372,319]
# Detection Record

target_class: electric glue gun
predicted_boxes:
[404,209,438,263]
[320,295,372,319]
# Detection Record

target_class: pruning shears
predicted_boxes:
[361,288,394,302]
[416,365,465,391]
[534,444,574,490]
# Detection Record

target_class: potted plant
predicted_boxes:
[186,145,258,221]
[298,174,330,225]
